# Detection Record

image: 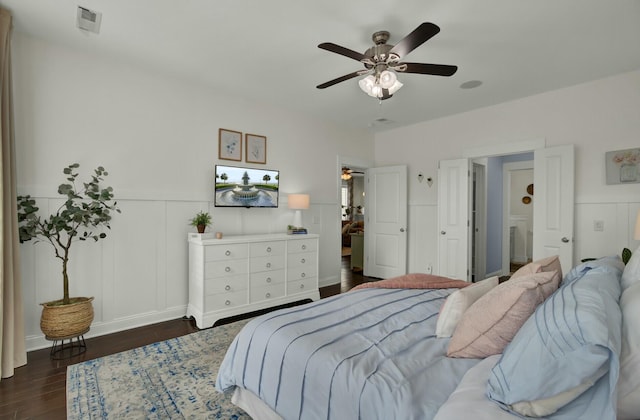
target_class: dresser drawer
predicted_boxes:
[205,274,247,294]
[250,241,285,257]
[250,255,285,273]
[287,238,317,254]
[205,244,248,261]
[205,259,248,278]
[287,251,316,269]
[288,266,317,282]
[250,270,285,288]
[250,283,285,303]
[205,290,247,310]
[288,277,317,295]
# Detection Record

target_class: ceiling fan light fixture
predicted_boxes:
[359,72,402,99]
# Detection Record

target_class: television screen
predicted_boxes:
[214,165,279,208]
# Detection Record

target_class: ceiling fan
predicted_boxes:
[341,167,364,180]
[316,22,457,100]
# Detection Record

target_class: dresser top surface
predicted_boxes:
[188,232,319,244]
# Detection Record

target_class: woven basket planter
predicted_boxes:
[40,297,94,340]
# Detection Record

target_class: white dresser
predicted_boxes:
[187,233,320,328]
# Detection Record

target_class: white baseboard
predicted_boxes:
[319,275,340,287]
[25,305,188,352]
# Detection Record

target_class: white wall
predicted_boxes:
[12,33,374,350]
[375,70,640,274]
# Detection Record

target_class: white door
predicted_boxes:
[365,165,408,278]
[532,145,575,274]
[437,159,471,281]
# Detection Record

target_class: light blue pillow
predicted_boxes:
[487,257,623,419]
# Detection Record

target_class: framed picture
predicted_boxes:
[245,133,267,164]
[218,128,242,161]
[605,148,640,185]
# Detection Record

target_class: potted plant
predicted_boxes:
[17,163,120,339]
[190,211,212,233]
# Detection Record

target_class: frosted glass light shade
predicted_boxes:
[387,79,403,95]
[379,70,397,88]
[358,75,376,96]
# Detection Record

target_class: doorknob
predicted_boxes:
[441,231,446,235]
[400,228,405,232]
[561,237,570,243]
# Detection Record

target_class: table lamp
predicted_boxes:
[288,194,309,228]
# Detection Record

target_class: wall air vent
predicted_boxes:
[76,6,102,34]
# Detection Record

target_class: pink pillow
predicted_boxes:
[511,255,562,280]
[436,276,499,338]
[447,270,560,359]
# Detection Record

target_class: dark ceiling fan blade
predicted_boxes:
[318,42,368,62]
[389,22,440,58]
[398,62,458,77]
[316,71,361,89]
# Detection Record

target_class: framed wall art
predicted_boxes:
[218,128,242,161]
[605,148,640,185]
[245,133,267,164]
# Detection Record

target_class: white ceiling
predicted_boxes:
[2,0,640,132]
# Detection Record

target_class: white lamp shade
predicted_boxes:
[635,209,640,240]
[288,194,309,210]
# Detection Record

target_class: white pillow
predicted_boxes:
[618,281,640,420]
[621,244,640,292]
[436,276,498,338]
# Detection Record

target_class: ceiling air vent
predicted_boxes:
[76,6,102,34]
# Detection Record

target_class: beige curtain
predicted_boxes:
[0,7,26,380]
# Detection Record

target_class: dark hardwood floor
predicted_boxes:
[0,256,373,419]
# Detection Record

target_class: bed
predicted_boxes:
[216,255,640,420]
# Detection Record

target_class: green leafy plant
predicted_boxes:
[17,163,120,305]
[190,211,212,229]
[622,247,632,265]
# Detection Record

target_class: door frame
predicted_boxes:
[461,138,546,277]
[472,161,487,281]
[501,160,534,275]
[337,155,372,277]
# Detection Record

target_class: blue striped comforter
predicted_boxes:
[216,288,480,420]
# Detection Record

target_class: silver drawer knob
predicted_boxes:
[266,262,271,268]
[225,250,231,256]
[225,267,231,272]
[301,272,306,278]
[300,284,305,289]
[266,292,271,298]
[267,247,272,252]
[301,258,305,264]
[266,277,272,283]
[225,300,231,306]
[225,285,231,291]
[302,245,306,250]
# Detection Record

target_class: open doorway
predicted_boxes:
[340,166,366,272]
[470,153,533,279]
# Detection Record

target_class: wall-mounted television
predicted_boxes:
[214,165,279,208]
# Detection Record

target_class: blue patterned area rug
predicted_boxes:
[67,319,251,419]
